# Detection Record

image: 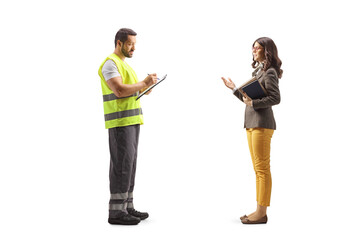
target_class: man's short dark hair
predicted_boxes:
[114,28,137,47]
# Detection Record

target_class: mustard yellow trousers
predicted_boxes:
[246,128,274,207]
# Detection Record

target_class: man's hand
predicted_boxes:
[145,89,153,95]
[139,87,153,95]
[144,73,158,87]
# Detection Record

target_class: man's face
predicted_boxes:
[121,35,136,58]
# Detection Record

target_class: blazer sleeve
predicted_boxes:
[252,69,280,110]
[233,89,244,102]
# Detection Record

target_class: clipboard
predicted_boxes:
[136,74,167,100]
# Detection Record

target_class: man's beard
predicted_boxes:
[121,46,133,58]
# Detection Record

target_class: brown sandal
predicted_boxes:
[241,215,268,224]
[240,215,248,220]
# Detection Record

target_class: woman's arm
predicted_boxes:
[233,89,244,102]
[222,77,245,102]
[252,69,280,109]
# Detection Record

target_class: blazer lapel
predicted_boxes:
[256,70,264,80]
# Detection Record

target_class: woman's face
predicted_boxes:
[252,42,265,62]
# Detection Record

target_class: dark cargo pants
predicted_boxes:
[108,124,140,218]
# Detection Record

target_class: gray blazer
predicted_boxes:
[233,67,280,130]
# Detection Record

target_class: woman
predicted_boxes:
[221,37,283,224]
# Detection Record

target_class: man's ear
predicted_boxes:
[117,40,122,48]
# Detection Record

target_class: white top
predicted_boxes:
[102,60,120,81]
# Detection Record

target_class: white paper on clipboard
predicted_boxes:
[136,74,167,100]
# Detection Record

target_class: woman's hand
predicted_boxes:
[240,90,253,107]
[221,77,235,90]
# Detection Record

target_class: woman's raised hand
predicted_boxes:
[221,77,235,90]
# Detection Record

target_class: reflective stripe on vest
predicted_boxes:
[105,108,143,121]
[103,92,139,102]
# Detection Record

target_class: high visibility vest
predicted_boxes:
[98,53,144,129]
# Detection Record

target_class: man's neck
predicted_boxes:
[113,49,125,61]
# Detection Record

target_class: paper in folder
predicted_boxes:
[136,74,167,100]
[238,77,267,100]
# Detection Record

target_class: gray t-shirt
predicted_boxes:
[102,60,120,81]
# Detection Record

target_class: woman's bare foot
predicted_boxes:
[246,204,267,221]
[246,211,266,221]
[247,211,257,219]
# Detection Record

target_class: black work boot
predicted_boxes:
[108,211,141,225]
[127,208,149,220]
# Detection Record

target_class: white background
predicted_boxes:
[1,0,359,239]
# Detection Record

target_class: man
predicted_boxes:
[98,28,157,225]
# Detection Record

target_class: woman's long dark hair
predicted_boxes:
[252,37,283,78]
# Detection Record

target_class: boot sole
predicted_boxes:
[108,218,140,225]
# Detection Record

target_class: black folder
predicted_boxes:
[240,79,267,99]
